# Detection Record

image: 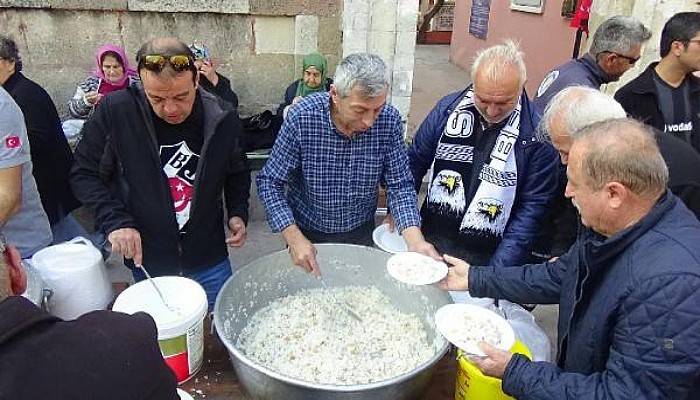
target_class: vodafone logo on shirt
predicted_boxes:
[5,135,21,149]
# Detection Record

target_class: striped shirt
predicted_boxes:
[256,92,421,234]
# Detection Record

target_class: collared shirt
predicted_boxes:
[257,92,421,234]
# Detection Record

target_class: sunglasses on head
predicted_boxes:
[140,54,194,72]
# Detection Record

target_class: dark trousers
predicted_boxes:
[300,220,375,247]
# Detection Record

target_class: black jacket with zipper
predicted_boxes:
[71,84,250,276]
[615,62,700,153]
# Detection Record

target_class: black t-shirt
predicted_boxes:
[152,94,204,232]
[653,71,694,144]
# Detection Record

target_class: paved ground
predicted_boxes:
[94,44,558,369]
[407,45,469,137]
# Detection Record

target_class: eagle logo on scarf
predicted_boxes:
[427,169,466,216]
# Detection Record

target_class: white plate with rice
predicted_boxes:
[434,303,515,356]
[386,252,448,285]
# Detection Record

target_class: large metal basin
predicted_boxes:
[214,244,451,400]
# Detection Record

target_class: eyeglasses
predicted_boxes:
[605,51,640,65]
[139,54,194,73]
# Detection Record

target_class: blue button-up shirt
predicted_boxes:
[256,92,421,234]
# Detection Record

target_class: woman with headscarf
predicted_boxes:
[68,44,139,119]
[277,52,332,119]
[240,53,332,152]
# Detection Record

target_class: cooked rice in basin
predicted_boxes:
[236,286,434,385]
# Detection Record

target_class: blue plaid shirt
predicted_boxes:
[256,92,421,234]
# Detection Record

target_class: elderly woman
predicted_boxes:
[68,44,139,119]
[277,52,332,119]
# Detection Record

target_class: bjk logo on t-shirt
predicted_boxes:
[5,135,21,149]
[159,141,200,230]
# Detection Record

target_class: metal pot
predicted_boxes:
[21,261,51,310]
[214,244,451,400]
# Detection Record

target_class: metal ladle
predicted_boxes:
[317,276,363,323]
[136,264,178,314]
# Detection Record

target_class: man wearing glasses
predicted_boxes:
[533,15,651,110]
[71,37,250,309]
[0,235,179,398]
[616,12,700,154]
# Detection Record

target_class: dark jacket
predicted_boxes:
[276,78,333,118]
[408,89,560,267]
[200,72,238,110]
[533,54,611,111]
[71,85,250,276]
[531,162,579,258]
[615,62,700,153]
[0,296,178,400]
[3,72,80,225]
[470,192,700,399]
[656,133,700,219]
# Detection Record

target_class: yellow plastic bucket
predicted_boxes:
[454,340,532,400]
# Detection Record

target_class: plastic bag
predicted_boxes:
[61,119,85,149]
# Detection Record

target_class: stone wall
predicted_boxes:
[0,0,343,117]
[342,0,419,118]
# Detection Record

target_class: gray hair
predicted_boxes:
[0,35,22,72]
[333,53,389,98]
[538,86,626,142]
[573,118,668,197]
[589,16,652,56]
[471,40,527,88]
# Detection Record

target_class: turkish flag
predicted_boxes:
[570,0,592,33]
[5,136,21,149]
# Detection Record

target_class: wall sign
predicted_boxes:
[469,0,491,39]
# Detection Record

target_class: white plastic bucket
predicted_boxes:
[31,237,113,320]
[112,276,207,383]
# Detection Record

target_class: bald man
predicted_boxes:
[407,40,558,267]
[442,118,700,399]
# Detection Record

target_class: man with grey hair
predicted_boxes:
[257,52,438,274]
[535,87,700,259]
[0,235,179,398]
[407,40,558,268]
[441,118,700,399]
[533,15,651,110]
[532,86,629,258]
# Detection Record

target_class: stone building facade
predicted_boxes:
[0,0,419,120]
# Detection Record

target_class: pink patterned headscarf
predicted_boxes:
[94,44,137,91]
